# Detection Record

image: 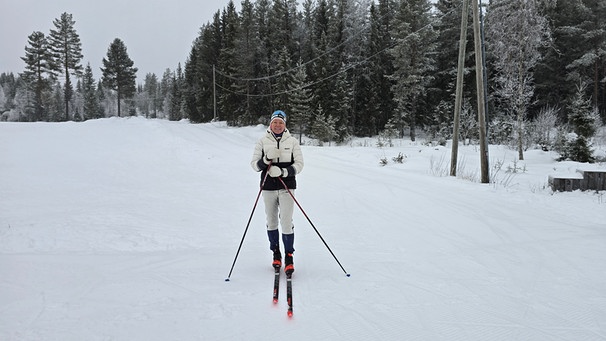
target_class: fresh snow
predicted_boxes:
[1,117,605,340]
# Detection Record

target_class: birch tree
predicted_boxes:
[485,0,551,160]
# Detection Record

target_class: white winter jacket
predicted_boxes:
[251,129,304,190]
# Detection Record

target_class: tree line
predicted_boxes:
[1,0,604,161]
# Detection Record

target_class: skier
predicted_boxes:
[251,110,304,275]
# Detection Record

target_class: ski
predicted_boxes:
[273,267,280,303]
[286,273,293,317]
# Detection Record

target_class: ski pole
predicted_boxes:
[225,162,272,281]
[278,177,350,277]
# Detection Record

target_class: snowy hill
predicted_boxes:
[1,117,605,340]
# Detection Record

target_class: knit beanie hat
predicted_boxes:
[270,110,286,124]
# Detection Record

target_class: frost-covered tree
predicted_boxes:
[141,73,161,118]
[562,82,602,162]
[459,98,478,145]
[310,106,338,146]
[48,12,83,121]
[486,0,551,160]
[0,86,6,113]
[101,38,137,117]
[531,106,558,150]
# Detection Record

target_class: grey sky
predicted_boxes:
[0,0,234,81]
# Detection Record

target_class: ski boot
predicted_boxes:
[284,253,294,275]
[272,248,282,269]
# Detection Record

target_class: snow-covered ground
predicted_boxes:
[1,117,605,340]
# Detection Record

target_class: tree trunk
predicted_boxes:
[472,0,489,183]
[117,86,122,117]
[517,61,525,161]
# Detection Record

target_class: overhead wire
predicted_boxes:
[213,6,456,98]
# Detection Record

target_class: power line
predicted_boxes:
[214,7,454,98]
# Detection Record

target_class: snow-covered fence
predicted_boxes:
[549,169,606,192]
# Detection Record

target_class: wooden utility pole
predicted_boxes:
[450,0,471,177]
[472,0,490,183]
[213,64,217,121]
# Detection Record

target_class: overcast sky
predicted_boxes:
[0,0,235,81]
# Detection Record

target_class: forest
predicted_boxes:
[0,0,604,162]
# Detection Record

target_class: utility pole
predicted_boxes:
[450,0,471,177]
[472,0,490,183]
[213,64,217,121]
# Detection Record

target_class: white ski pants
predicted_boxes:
[263,189,295,234]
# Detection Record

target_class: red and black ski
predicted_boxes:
[286,273,293,317]
[272,267,280,303]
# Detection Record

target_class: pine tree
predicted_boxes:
[48,12,83,121]
[21,31,55,121]
[101,38,138,117]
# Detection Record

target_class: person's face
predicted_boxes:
[270,119,286,134]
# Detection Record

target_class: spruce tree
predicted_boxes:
[101,38,138,117]
[389,0,437,141]
[310,106,338,145]
[182,12,222,123]
[81,63,100,120]
[218,1,242,125]
[366,0,396,136]
[236,0,263,123]
[274,46,293,110]
[562,0,606,111]
[563,82,601,162]
[288,59,314,140]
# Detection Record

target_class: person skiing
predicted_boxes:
[251,110,304,275]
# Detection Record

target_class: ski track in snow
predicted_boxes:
[1,117,605,340]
